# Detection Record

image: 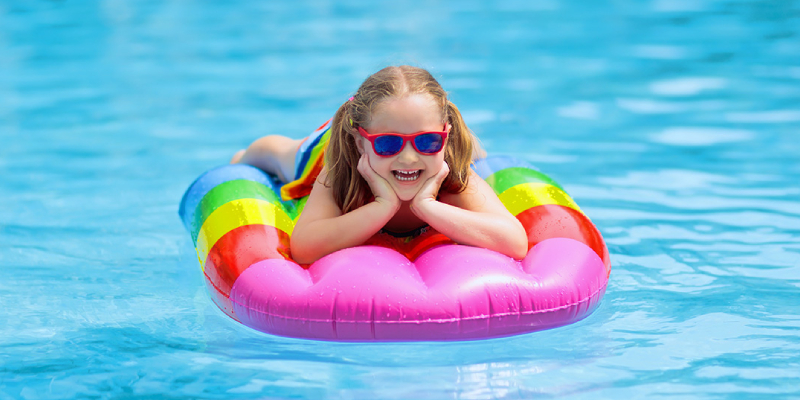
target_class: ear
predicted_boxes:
[355,136,365,155]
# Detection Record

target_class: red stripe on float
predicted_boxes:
[516,204,611,275]
[363,227,455,261]
[203,224,292,301]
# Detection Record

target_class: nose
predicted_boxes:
[396,140,419,163]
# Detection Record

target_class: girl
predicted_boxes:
[231,66,528,264]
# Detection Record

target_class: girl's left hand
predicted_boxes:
[411,161,449,216]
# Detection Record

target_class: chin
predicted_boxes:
[396,192,417,202]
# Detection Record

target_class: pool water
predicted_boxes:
[2,0,799,398]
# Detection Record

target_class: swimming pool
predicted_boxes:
[1,0,798,398]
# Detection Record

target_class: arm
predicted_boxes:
[290,157,399,264]
[412,164,529,259]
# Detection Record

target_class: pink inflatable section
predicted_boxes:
[230,237,607,341]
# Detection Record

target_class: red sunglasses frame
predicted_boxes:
[356,124,450,157]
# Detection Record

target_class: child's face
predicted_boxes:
[357,94,447,202]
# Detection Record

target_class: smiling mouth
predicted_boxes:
[392,170,422,182]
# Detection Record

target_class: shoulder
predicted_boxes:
[315,167,330,185]
[301,167,343,219]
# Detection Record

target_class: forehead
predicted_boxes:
[367,94,443,134]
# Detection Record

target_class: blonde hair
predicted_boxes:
[324,66,483,213]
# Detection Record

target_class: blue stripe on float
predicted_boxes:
[178,164,280,231]
[472,155,538,180]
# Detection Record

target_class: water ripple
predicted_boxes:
[2,0,800,398]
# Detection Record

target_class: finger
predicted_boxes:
[438,161,450,181]
[358,154,391,193]
[357,154,372,180]
[416,163,446,199]
[427,161,449,188]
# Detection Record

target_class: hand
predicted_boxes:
[411,161,449,217]
[357,154,400,212]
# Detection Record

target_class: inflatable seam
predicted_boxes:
[331,291,338,339]
[204,270,226,299]
[485,286,494,332]
[203,270,240,322]
[371,298,377,338]
[229,282,607,324]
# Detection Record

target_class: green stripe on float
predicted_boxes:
[191,179,285,243]
[485,167,565,195]
[291,196,309,222]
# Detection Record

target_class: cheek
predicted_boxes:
[367,153,392,173]
[429,153,446,169]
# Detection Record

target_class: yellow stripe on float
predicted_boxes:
[195,198,294,271]
[498,182,582,216]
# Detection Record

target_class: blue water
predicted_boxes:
[2,0,799,398]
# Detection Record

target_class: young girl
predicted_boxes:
[231,66,528,264]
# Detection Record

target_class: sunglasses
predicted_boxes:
[357,124,450,157]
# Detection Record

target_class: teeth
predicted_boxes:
[393,170,421,181]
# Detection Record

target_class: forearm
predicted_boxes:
[290,200,395,264]
[412,200,528,259]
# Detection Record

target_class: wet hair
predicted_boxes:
[324,65,483,213]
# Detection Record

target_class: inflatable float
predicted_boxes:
[179,156,611,341]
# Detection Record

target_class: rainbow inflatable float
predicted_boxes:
[179,156,610,341]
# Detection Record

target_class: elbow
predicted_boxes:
[290,236,321,265]
[498,229,528,260]
[486,227,528,260]
[476,217,529,260]
[491,237,527,260]
[291,252,316,266]
[509,221,529,260]
[510,237,528,260]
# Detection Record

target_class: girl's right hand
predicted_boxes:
[357,154,400,212]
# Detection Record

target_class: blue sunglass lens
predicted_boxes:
[414,133,444,154]
[373,135,404,156]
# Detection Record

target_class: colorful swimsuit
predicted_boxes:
[280,119,332,201]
